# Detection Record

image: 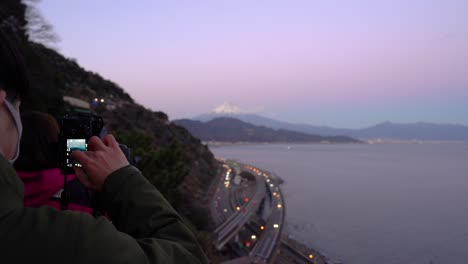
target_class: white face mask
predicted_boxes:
[4,99,22,164]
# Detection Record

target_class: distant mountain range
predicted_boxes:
[193,112,468,141]
[174,117,360,143]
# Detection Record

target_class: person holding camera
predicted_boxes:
[0,29,208,263]
[15,111,99,215]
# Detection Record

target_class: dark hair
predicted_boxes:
[0,27,29,101]
[14,112,60,172]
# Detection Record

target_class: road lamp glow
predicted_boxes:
[309,254,314,259]
[277,204,282,209]
[273,224,279,229]
[236,206,241,211]
[260,225,265,231]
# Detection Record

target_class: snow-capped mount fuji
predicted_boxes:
[196,102,261,121]
[212,102,243,115]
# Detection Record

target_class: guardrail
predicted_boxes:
[210,165,230,225]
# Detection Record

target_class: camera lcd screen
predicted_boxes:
[66,139,87,167]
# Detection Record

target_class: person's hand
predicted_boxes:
[72,135,129,191]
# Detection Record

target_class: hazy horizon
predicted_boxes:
[186,102,468,129]
[38,0,468,128]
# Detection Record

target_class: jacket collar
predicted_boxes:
[0,154,24,210]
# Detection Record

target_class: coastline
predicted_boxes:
[365,138,468,144]
[207,140,467,148]
[205,141,362,148]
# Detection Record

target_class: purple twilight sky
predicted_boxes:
[38,0,468,128]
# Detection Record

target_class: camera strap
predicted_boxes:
[60,175,69,210]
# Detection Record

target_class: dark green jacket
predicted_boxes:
[0,155,209,263]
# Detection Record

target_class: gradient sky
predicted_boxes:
[38,0,468,128]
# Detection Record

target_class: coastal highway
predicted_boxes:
[250,177,285,262]
[211,160,292,263]
[214,165,266,250]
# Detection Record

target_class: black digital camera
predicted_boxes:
[59,113,104,175]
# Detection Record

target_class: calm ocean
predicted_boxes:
[211,143,468,264]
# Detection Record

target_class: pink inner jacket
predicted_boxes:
[17,168,93,214]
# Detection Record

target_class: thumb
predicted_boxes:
[73,167,95,190]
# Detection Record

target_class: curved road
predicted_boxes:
[211,160,288,262]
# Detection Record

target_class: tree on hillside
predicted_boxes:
[0,0,28,37]
[116,132,189,200]
[23,0,59,47]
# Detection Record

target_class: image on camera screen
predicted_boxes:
[66,139,87,167]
